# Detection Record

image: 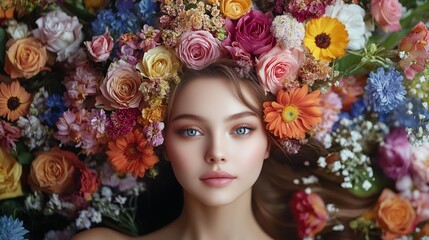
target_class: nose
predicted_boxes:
[205,133,227,164]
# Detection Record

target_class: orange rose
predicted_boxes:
[374,189,416,240]
[28,147,77,195]
[220,0,252,20]
[417,222,429,238]
[0,0,14,20]
[4,37,48,79]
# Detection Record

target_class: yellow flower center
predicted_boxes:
[315,33,331,49]
[282,105,299,123]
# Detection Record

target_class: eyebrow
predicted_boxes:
[171,111,258,122]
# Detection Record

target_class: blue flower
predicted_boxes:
[113,10,140,37]
[365,68,406,113]
[91,9,116,36]
[116,0,134,12]
[39,94,67,127]
[137,0,157,25]
[388,98,429,129]
[350,98,367,118]
[0,215,29,240]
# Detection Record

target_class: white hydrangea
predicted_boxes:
[271,14,305,49]
[324,0,367,50]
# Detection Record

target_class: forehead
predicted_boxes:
[169,77,258,119]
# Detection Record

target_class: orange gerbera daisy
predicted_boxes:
[106,128,159,178]
[263,85,322,139]
[0,81,31,121]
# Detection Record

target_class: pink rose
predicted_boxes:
[33,10,83,62]
[370,0,402,32]
[84,29,114,62]
[398,22,429,79]
[176,30,222,70]
[377,128,412,180]
[96,60,144,110]
[223,9,275,56]
[224,41,251,62]
[411,143,429,183]
[290,191,329,239]
[255,45,304,95]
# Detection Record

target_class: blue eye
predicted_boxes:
[235,127,251,135]
[182,128,201,137]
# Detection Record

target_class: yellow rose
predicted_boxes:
[28,147,76,195]
[0,148,23,200]
[137,46,180,80]
[4,37,48,79]
[220,0,252,20]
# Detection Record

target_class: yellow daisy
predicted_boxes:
[304,17,349,61]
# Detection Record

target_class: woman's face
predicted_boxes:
[165,76,270,206]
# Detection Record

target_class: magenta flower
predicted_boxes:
[106,108,140,139]
[377,128,412,180]
[287,0,333,22]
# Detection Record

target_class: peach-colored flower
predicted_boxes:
[411,143,429,183]
[136,46,180,80]
[28,147,77,195]
[106,128,159,178]
[0,0,14,20]
[220,0,252,20]
[370,0,402,32]
[96,60,144,110]
[0,81,31,122]
[372,189,416,240]
[398,22,429,80]
[263,85,322,139]
[0,147,23,200]
[255,45,304,95]
[4,37,48,79]
[290,191,329,238]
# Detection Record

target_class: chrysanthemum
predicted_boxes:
[0,215,29,240]
[365,68,406,113]
[106,128,159,178]
[304,17,349,61]
[263,85,322,139]
[0,81,31,122]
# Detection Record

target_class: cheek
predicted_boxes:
[232,136,268,174]
[165,134,202,177]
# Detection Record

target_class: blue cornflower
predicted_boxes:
[39,94,67,127]
[365,68,406,113]
[388,98,429,129]
[116,0,134,11]
[350,98,367,118]
[137,0,157,25]
[91,9,116,36]
[0,215,29,240]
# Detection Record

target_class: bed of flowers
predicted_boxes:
[0,0,429,239]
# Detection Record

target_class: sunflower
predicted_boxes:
[263,85,322,139]
[304,16,349,61]
[0,81,31,122]
[106,128,159,178]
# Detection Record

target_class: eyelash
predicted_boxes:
[177,124,255,137]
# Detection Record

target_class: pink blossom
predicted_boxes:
[224,41,252,62]
[32,10,83,62]
[398,22,429,79]
[314,91,342,142]
[139,24,161,52]
[223,9,275,57]
[117,33,140,65]
[84,29,114,62]
[143,121,165,147]
[370,0,403,32]
[255,45,303,95]
[55,109,85,146]
[411,143,429,183]
[176,30,223,70]
[0,119,21,152]
[287,0,333,22]
[377,128,412,180]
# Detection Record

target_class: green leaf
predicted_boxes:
[185,3,197,10]
[18,152,33,165]
[0,28,7,65]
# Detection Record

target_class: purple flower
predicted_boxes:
[377,128,412,180]
[144,122,165,147]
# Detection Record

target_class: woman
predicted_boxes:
[72,61,374,240]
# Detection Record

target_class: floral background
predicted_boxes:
[0,0,429,239]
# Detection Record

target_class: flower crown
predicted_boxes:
[2,0,429,239]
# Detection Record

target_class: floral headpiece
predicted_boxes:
[1,0,429,239]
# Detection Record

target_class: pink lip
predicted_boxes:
[200,171,236,187]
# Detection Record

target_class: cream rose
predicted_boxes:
[28,147,76,195]
[411,143,429,183]
[0,148,23,200]
[220,0,252,20]
[137,46,180,80]
[4,37,48,79]
[96,60,144,110]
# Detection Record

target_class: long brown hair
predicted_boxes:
[162,60,376,240]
